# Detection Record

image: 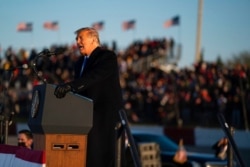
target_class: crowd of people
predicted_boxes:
[0,37,250,129]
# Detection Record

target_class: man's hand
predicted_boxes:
[54,84,72,98]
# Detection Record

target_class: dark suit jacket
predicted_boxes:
[69,47,123,167]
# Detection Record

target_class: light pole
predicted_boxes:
[195,0,203,63]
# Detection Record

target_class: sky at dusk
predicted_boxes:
[0,0,250,67]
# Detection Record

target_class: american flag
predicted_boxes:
[164,16,180,28]
[43,21,59,30]
[122,20,136,31]
[17,22,32,32]
[92,21,104,31]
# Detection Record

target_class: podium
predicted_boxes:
[28,84,93,167]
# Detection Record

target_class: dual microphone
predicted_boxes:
[38,49,57,57]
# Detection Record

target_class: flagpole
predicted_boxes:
[177,21,182,62]
[0,44,2,57]
[57,29,61,44]
[178,21,181,45]
[56,22,60,44]
[30,31,34,49]
[132,28,136,43]
[101,30,106,47]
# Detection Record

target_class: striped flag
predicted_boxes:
[92,21,104,31]
[0,144,46,167]
[17,22,32,32]
[164,16,180,28]
[43,21,59,30]
[122,20,136,31]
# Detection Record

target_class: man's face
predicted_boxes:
[18,133,32,149]
[75,31,93,56]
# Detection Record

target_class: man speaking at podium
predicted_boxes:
[54,27,123,167]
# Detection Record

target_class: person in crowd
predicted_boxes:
[172,139,192,167]
[17,129,33,149]
[212,137,228,160]
[54,27,124,167]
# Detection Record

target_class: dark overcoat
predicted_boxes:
[70,47,123,167]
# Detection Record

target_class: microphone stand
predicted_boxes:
[0,69,16,144]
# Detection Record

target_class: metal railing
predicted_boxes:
[217,113,246,167]
[115,109,142,167]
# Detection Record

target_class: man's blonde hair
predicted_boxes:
[74,27,100,45]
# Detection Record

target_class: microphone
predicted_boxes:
[39,49,56,57]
